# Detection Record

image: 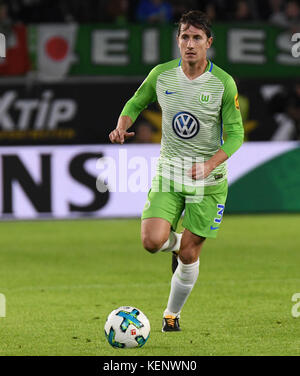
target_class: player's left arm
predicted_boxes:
[219,76,244,159]
[189,76,244,180]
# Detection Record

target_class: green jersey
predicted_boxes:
[121,58,244,187]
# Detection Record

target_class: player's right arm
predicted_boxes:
[109,116,134,144]
[109,67,158,144]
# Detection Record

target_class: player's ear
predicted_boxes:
[206,36,213,49]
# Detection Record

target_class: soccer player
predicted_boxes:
[109,10,244,332]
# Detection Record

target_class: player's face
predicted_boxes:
[177,24,212,64]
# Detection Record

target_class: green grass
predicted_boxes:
[0,215,300,356]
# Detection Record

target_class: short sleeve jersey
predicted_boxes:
[121,59,243,186]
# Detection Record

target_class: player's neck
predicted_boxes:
[181,58,208,80]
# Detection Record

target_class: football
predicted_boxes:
[104,306,150,348]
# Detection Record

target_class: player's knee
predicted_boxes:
[142,236,163,254]
[179,235,205,263]
[179,247,200,264]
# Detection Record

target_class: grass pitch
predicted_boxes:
[0,215,300,356]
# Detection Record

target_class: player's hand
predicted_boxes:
[187,161,213,180]
[109,128,135,144]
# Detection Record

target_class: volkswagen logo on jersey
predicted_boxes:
[172,111,200,139]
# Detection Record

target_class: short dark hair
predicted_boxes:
[177,10,212,38]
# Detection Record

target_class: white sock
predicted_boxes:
[158,231,182,253]
[164,258,200,317]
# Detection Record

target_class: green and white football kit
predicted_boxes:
[121,59,244,238]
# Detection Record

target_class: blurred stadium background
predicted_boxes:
[0,0,300,356]
[0,0,300,219]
